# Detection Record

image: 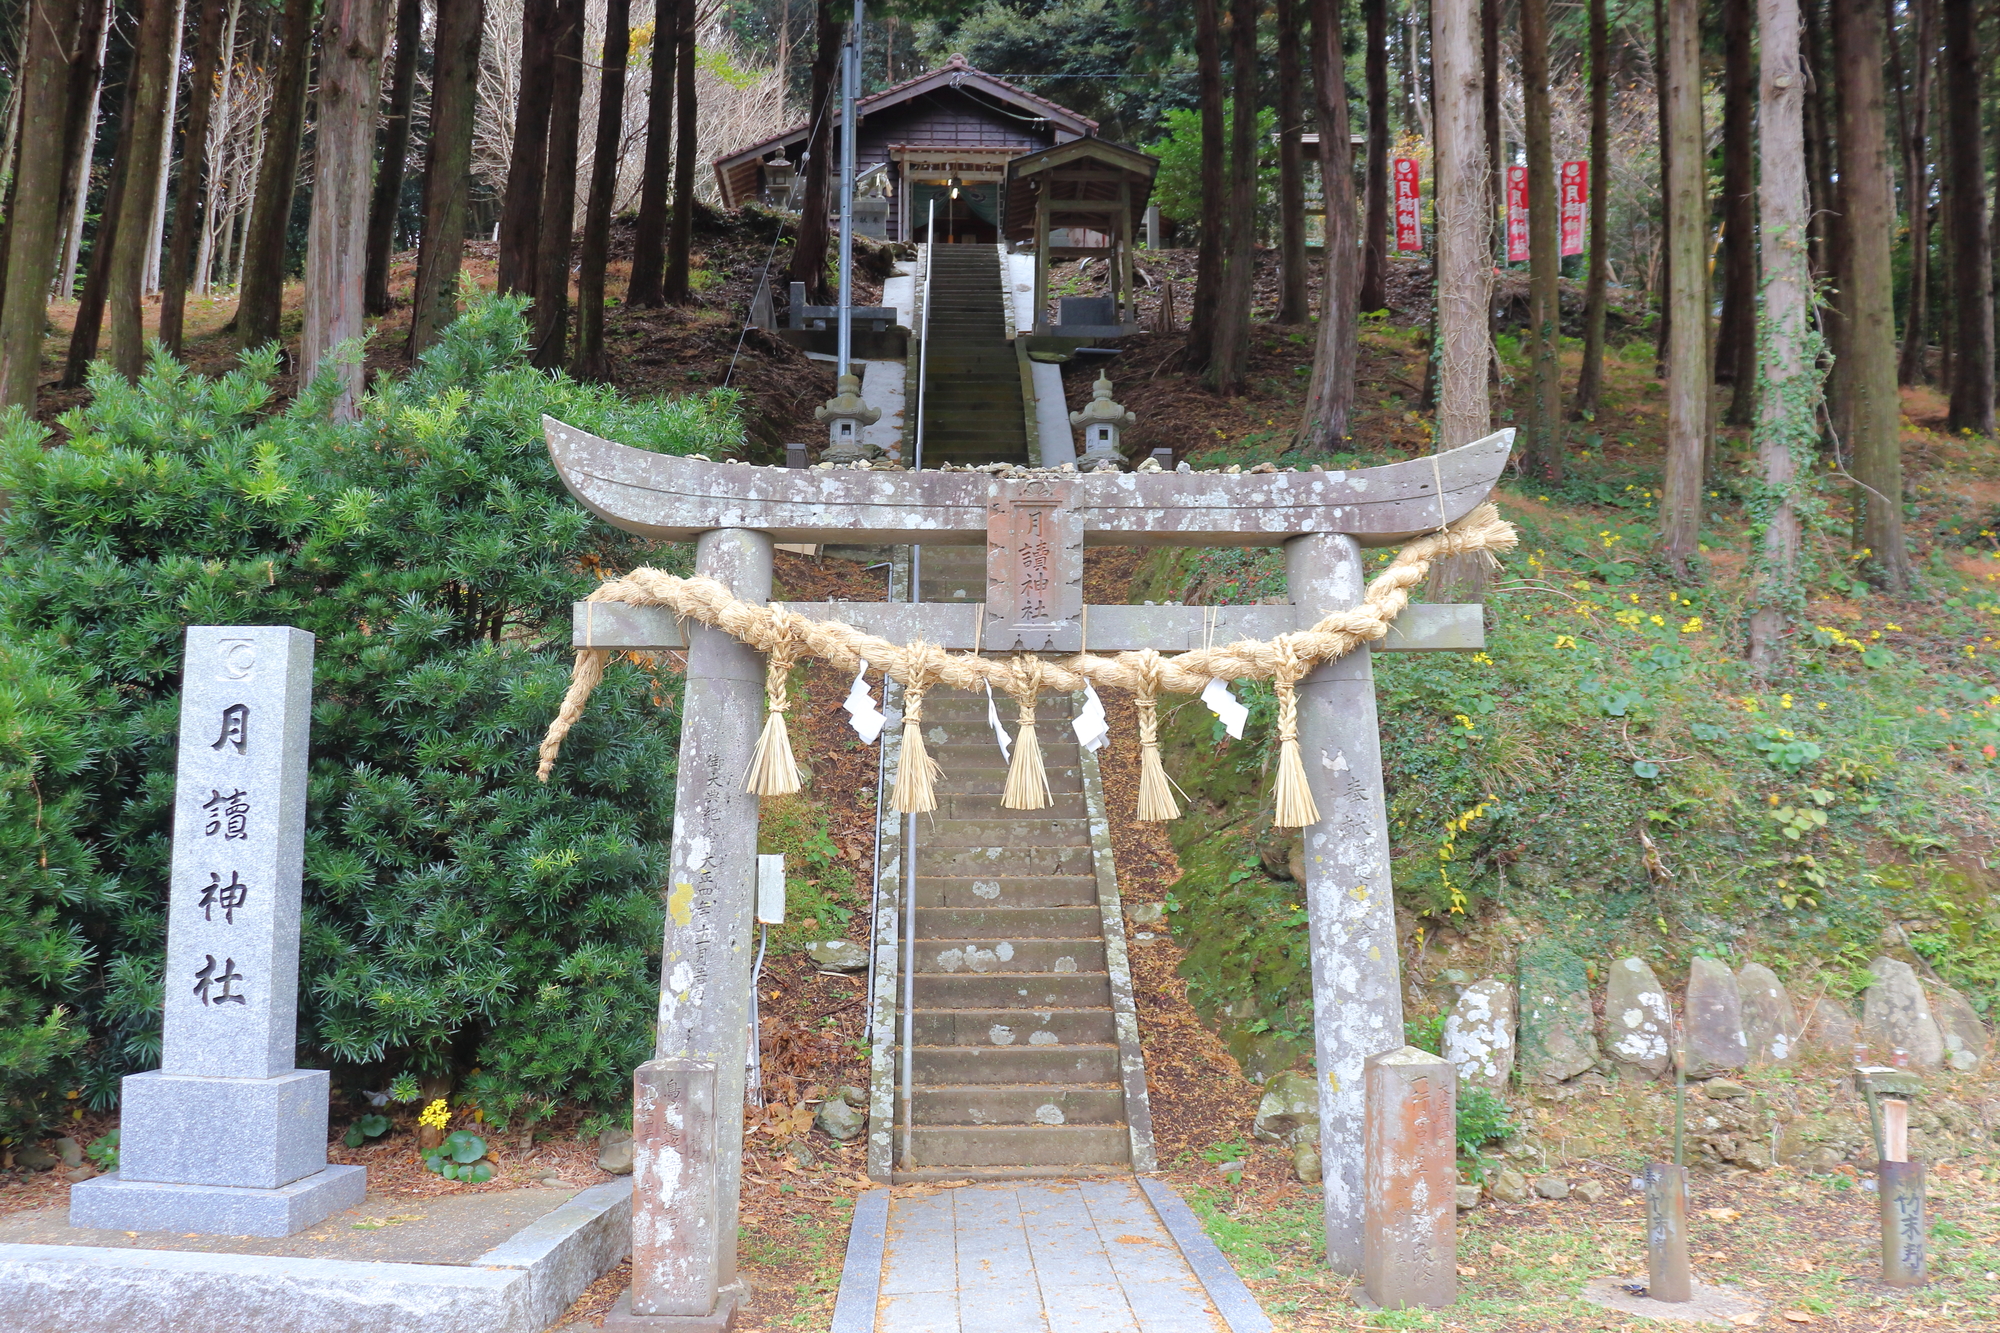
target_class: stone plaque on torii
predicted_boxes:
[543,416,1512,1327]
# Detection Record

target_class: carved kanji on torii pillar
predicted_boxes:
[543,417,1513,1327]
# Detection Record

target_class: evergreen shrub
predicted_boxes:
[0,296,735,1140]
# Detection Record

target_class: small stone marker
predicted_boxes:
[1930,984,1989,1072]
[1682,957,1748,1078]
[70,626,365,1237]
[1642,1161,1691,1303]
[1517,943,1598,1084]
[1362,1046,1456,1310]
[1805,995,1859,1056]
[1601,958,1671,1079]
[1443,977,1515,1091]
[1736,963,1798,1066]
[609,1058,744,1331]
[1861,958,1945,1069]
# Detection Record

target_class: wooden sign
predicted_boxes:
[1559,160,1587,258]
[1393,158,1421,253]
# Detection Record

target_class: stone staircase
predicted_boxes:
[889,542,1141,1178]
[914,246,1031,467]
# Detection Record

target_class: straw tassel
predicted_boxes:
[1131,650,1182,822]
[1001,681,1052,810]
[891,675,941,814]
[1269,648,1319,827]
[744,627,805,796]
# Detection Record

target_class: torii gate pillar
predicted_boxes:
[620,527,770,1328]
[1288,532,1403,1275]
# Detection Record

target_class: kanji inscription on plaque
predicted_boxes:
[985,476,1083,652]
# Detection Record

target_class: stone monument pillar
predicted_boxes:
[1286,532,1405,1275]
[71,626,365,1237]
[1362,1046,1457,1309]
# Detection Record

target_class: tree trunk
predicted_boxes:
[785,0,838,303]
[1716,0,1757,423]
[407,0,486,355]
[496,0,557,297]
[1652,0,1675,377]
[1275,0,1309,324]
[1895,0,1933,385]
[302,0,392,414]
[1521,0,1563,477]
[363,0,422,317]
[1183,0,1226,373]
[571,0,629,380]
[63,52,136,386]
[0,0,82,407]
[1433,0,1491,445]
[1359,0,1389,313]
[1481,0,1500,291]
[1572,0,1610,418]
[663,0,698,304]
[235,0,314,352]
[1659,0,1705,574]
[160,0,229,355]
[1747,0,1818,668]
[55,0,111,304]
[1834,0,1912,589]
[1804,5,1833,283]
[108,0,178,380]
[529,0,585,368]
[626,0,677,306]
[1208,0,1259,395]
[1300,0,1358,446]
[1942,0,1992,432]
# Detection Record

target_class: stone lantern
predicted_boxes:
[1070,372,1136,469]
[816,374,882,463]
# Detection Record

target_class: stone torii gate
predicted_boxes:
[544,417,1513,1328]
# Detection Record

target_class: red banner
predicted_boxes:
[1505,166,1529,263]
[1393,158,1421,252]
[1559,160,1588,257]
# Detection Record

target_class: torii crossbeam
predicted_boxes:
[543,416,1513,1327]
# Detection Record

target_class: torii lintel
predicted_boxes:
[544,416,1516,548]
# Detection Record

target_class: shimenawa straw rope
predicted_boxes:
[536,503,1516,826]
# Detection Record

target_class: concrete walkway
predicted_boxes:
[832,1178,1272,1333]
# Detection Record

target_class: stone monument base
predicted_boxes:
[68,1165,367,1238]
[601,1279,748,1332]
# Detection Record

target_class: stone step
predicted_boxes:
[930,766,1084,791]
[912,1043,1120,1084]
[901,1124,1131,1168]
[913,971,1112,1008]
[920,699,1079,722]
[914,842,1094,877]
[913,938,1106,974]
[915,817,1090,848]
[933,790,1087,820]
[914,906,1101,939]
[913,876,1100,909]
[889,1163,1133,1184]
[913,1007,1117,1046]
[910,1084,1126,1126]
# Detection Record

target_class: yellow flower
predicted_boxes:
[1740,697,1761,713]
[1471,651,1495,665]
[419,1098,452,1132]
[1680,617,1702,633]
[1884,623,1903,632]
[1780,694,1793,709]
[1554,635,1577,649]
[1649,615,1665,627]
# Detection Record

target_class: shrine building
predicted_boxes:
[712,53,1102,246]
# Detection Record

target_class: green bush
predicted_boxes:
[0,296,734,1141]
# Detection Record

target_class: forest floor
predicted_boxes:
[13,229,2000,1330]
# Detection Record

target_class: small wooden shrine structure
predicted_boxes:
[1002,137,1160,345]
